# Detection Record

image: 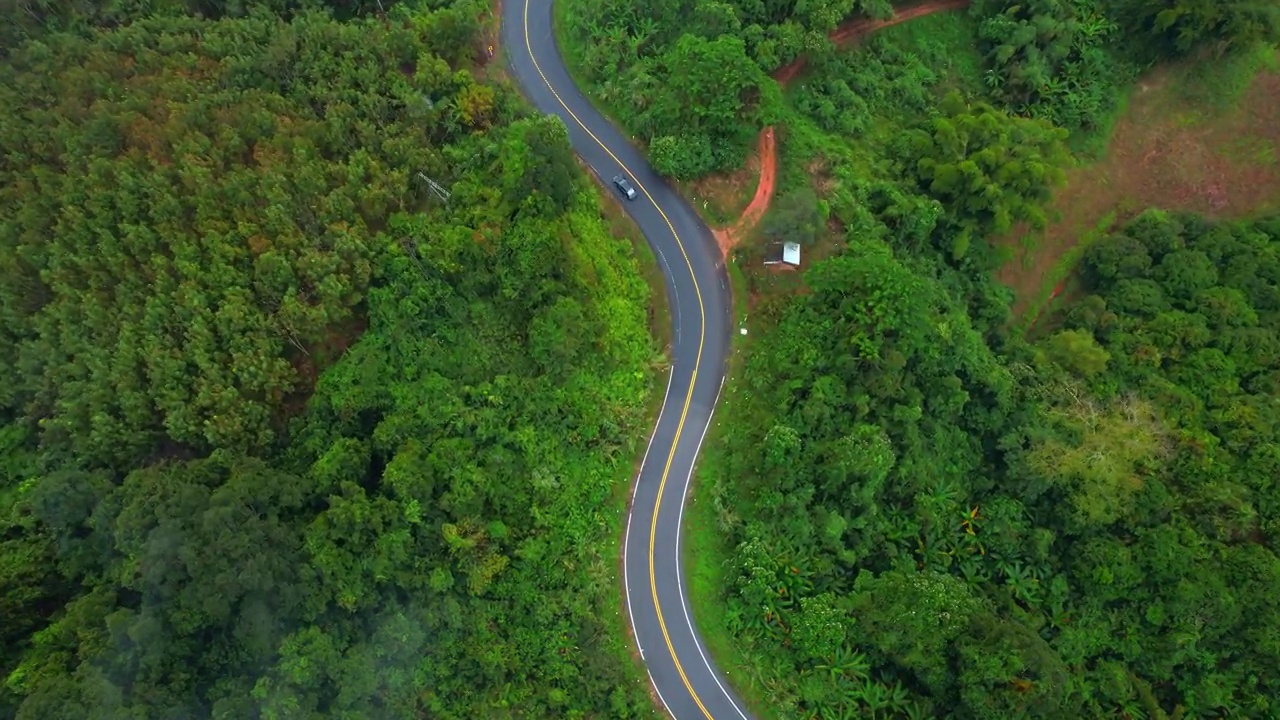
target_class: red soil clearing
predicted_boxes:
[711,0,973,256]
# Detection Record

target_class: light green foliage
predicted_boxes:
[901,92,1070,257]
[1040,328,1112,377]
[789,591,846,662]
[1024,384,1167,527]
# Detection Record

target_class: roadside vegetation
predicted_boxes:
[0,2,664,718]
[561,0,1280,717]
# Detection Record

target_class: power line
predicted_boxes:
[415,172,451,203]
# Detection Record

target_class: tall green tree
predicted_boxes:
[899,92,1069,260]
[974,0,1131,130]
[647,33,768,178]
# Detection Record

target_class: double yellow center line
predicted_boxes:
[518,2,716,716]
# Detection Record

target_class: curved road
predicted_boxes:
[501,3,750,719]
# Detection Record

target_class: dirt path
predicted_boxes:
[713,127,776,257]
[711,0,972,256]
[776,0,970,83]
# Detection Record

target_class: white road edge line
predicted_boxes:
[648,668,677,720]
[515,5,739,715]
[624,366,675,707]
[675,371,750,720]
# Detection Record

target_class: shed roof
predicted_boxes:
[782,242,800,265]
[764,241,801,266]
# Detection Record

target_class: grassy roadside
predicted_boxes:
[508,3,678,702]
[680,258,787,719]
[585,179,672,718]
[551,0,772,706]
[550,0,646,148]
[595,181,675,354]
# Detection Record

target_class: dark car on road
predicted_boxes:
[613,175,637,200]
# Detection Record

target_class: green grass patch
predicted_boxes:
[682,256,782,720]
[683,447,784,720]
[872,10,985,96]
[594,449,664,720]
[1017,210,1116,337]
[1068,87,1132,159]
[594,182,674,352]
[1221,134,1278,166]
[582,181,673,720]
[1170,42,1280,112]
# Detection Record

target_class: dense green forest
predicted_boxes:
[554,0,1280,717]
[0,2,661,718]
[562,0,1280,176]
[705,211,1280,718]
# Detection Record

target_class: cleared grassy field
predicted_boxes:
[1000,45,1280,329]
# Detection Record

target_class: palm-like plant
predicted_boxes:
[901,698,934,720]
[997,557,1044,606]
[855,678,892,714]
[816,646,870,682]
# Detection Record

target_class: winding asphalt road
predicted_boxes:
[501,3,750,718]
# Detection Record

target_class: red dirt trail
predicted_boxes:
[712,0,972,256]
[713,127,777,256]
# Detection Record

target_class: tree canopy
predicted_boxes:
[900,92,1070,260]
[1113,0,1280,55]
[0,3,661,718]
[701,210,1280,718]
[552,0,1280,716]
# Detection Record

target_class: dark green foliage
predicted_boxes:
[502,115,579,214]
[1111,0,1280,55]
[551,0,1280,715]
[562,0,895,177]
[759,187,825,246]
[647,33,767,178]
[705,211,1280,717]
[0,0,407,56]
[0,4,659,718]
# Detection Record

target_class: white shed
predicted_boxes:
[763,241,801,267]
